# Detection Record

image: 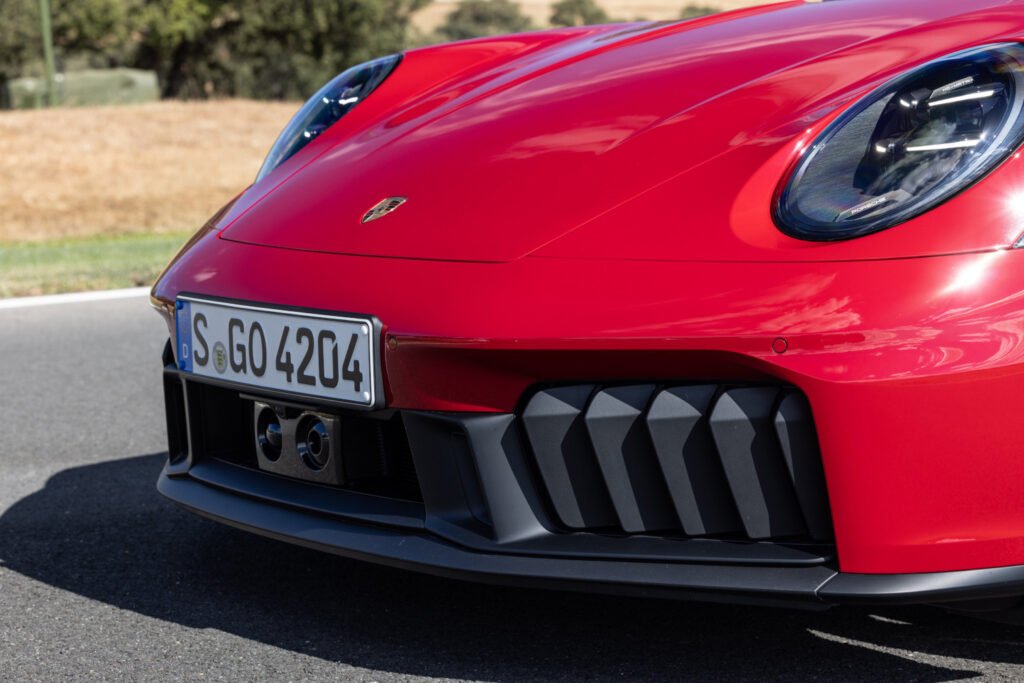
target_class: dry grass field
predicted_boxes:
[413,0,778,32]
[0,100,297,243]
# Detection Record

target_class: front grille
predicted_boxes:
[521,384,833,542]
[163,341,833,566]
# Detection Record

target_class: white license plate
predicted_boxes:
[174,296,379,407]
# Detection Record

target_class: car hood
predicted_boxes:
[221,0,1024,263]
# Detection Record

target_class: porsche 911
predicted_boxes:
[151,0,1024,615]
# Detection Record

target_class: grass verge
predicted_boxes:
[0,232,191,298]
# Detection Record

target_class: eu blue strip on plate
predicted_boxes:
[175,300,193,372]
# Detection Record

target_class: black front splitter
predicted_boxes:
[158,469,1024,610]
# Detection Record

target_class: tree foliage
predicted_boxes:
[0,0,44,80]
[436,0,533,42]
[550,0,608,27]
[680,5,720,19]
[1,0,430,99]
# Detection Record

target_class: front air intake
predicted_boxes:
[521,384,833,542]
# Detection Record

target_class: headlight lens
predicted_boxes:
[256,54,402,182]
[776,44,1024,240]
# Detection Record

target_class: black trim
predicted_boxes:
[189,459,425,530]
[158,469,836,609]
[819,566,1024,606]
[163,369,835,567]
[159,468,1024,608]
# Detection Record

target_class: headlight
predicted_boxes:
[256,54,402,182]
[775,44,1024,240]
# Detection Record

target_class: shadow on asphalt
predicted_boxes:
[2,453,1023,680]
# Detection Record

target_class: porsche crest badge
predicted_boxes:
[361,197,408,224]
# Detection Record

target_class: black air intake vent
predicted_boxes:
[521,384,833,543]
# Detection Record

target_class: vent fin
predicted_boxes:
[522,386,617,529]
[646,386,743,536]
[584,385,678,533]
[709,388,807,540]
[774,392,834,542]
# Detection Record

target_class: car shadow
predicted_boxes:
[0,453,1020,681]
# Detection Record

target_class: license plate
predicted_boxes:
[174,296,379,407]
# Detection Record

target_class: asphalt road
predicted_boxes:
[4,294,1024,681]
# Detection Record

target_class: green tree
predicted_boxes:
[1,0,430,100]
[550,0,608,27]
[680,4,719,19]
[52,0,143,63]
[132,0,430,99]
[0,0,46,80]
[436,0,533,42]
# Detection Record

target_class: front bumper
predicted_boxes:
[160,357,1024,609]
[153,235,1024,580]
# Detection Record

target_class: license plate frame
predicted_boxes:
[173,293,383,410]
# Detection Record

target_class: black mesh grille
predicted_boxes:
[339,412,421,501]
[521,384,833,542]
[188,382,256,469]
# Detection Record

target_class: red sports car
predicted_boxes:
[152,0,1024,614]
